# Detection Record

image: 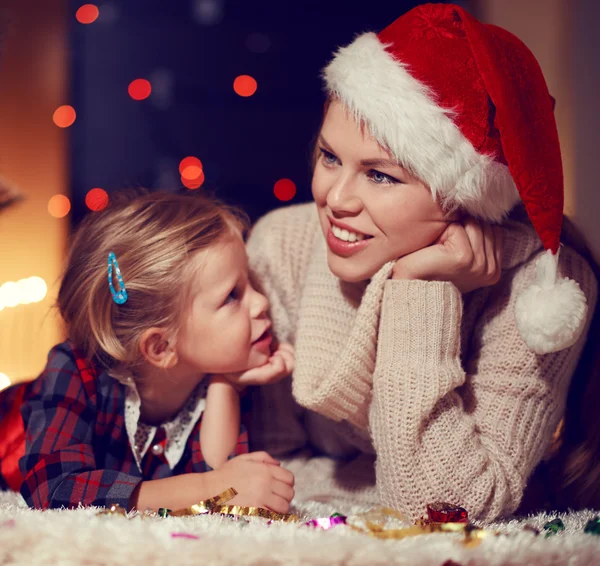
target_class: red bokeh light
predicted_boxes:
[53,105,76,128]
[128,79,152,101]
[274,179,296,202]
[85,188,109,212]
[179,157,203,176]
[48,195,71,218]
[76,4,99,24]
[233,75,258,97]
[182,170,205,190]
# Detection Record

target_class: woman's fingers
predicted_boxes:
[462,217,485,273]
[493,224,504,274]
[482,221,496,276]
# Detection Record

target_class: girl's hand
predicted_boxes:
[224,343,295,389]
[391,217,503,294]
[210,451,295,514]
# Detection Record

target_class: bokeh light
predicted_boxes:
[182,170,205,190]
[0,373,10,392]
[48,194,71,218]
[192,0,224,25]
[179,156,203,176]
[274,179,296,202]
[181,165,203,180]
[16,277,48,305]
[0,277,47,311]
[53,105,76,128]
[233,75,258,97]
[76,4,99,24]
[0,282,20,308]
[85,188,109,211]
[128,79,152,101]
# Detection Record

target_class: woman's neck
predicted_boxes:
[134,364,206,426]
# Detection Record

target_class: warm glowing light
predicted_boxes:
[182,165,203,180]
[85,188,109,211]
[233,75,258,97]
[0,277,48,311]
[128,79,152,101]
[0,373,10,392]
[48,194,71,218]
[179,156,203,176]
[0,282,20,308]
[53,105,76,128]
[76,4,100,24]
[274,179,296,202]
[182,170,205,190]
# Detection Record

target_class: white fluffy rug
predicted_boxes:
[2,490,600,565]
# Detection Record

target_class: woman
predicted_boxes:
[246,3,598,521]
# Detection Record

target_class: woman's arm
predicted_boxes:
[369,247,597,521]
[200,377,241,469]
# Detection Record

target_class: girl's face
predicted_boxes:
[312,100,454,282]
[176,235,272,375]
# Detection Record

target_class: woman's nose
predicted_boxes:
[326,175,362,215]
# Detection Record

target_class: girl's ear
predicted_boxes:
[139,328,178,369]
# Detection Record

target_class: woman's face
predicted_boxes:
[312,100,454,282]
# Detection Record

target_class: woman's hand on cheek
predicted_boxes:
[223,343,295,389]
[391,217,503,294]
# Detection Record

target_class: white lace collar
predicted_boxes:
[123,379,208,471]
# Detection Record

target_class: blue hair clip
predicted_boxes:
[107,251,128,305]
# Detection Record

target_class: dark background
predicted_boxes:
[69,0,465,225]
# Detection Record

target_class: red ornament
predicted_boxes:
[426,502,468,524]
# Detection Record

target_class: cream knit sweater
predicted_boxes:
[246,203,598,522]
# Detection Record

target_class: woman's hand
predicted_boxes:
[222,343,295,390]
[210,451,295,514]
[391,217,504,294]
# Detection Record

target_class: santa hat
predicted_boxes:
[322,3,587,354]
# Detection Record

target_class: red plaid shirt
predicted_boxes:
[0,342,249,510]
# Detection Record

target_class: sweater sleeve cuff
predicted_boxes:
[378,280,463,368]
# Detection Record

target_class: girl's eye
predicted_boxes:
[319,148,339,166]
[367,169,401,185]
[224,289,239,305]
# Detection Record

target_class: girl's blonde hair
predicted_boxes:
[58,190,247,379]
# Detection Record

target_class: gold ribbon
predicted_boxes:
[169,488,299,523]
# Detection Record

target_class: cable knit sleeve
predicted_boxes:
[245,204,319,457]
[369,247,598,521]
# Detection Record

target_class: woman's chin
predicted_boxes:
[326,254,377,283]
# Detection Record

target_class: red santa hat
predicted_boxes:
[322,2,587,354]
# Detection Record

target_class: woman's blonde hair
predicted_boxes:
[58,190,247,379]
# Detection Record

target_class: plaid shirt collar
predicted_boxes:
[123,379,209,471]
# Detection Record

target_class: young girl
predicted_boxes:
[0,190,295,513]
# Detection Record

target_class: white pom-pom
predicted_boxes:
[515,249,587,354]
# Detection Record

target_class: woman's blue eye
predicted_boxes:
[368,170,400,185]
[319,148,338,165]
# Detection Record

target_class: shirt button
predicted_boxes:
[151,443,164,456]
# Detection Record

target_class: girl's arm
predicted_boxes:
[19,344,143,510]
[369,247,597,522]
[131,451,294,514]
[200,376,240,469]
